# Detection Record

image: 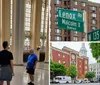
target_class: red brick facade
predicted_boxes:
[51,46,88,79]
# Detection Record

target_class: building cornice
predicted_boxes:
[62,46,79,55]
[52,46,88,59]
[52,46,70,55]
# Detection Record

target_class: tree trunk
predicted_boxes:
[72,78,75,83]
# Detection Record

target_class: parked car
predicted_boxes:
[75,79,83,84]
[83,80,90,83]
[53,76,71,84]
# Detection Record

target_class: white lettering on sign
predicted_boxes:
[62,12,66,18]
[62,19,77,27]
[67,26,76,30]
[61,12,76,20]
[78,13,82,18]
[93,31,99,40]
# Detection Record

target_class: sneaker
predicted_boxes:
[28,82,34,85]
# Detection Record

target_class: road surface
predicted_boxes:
[50,83,100,85]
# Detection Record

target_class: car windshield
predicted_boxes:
[55,77,61,80]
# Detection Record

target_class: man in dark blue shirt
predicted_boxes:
[26,49,38,85]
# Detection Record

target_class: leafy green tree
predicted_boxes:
[66,65,77,78]
[50,61,66,76]
[69,65,77,79]
[97,60,100,63]
[90,43,100,62]
[66,65,77,83]
[85,72,96,81]
[66,68,70,76]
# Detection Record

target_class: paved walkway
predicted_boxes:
[3,62,49,85]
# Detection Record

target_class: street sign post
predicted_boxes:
[87,29,100,41]
[58,8,84,32]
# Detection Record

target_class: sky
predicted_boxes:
[89,0,100,3]
[51,42,96,64]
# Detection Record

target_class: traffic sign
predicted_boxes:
[58,18,84,32]
[58,8,83,22]
[87,29,100,41]
[58,8,84,32]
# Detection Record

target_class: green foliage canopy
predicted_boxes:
[85,72,96,79]
[90,43,100,60]
[50,61,66,75]
[66,65,77,78]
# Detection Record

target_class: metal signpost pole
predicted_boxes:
[83,11,87,41]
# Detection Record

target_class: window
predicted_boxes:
[55,29,61,34]
[10,36,12,46]
[59,60,61,63]
[24,38,30,50]
[85,66,87,69]
[85,60,87,64]
[25,0,31,31]
[82,9,86,12]
[73,37,78,41]
[73,8,77,11]
[63,61,65,64]
[74,31,78,35]
[55,0,60,4]
[91,13,96,18]
[74,1,77,5]
[55,21,58,25]
[82,2,86,7]
[82,38,85,41]
[91,6,96,11]
[92,26,96,31]
[92,19,96,24]
[55,36,62,41]
[58,53,60,56]
[55,14,58,18]
[64,1,67,5]
[63,55,65,58]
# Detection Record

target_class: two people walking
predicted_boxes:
[0,41,38,85]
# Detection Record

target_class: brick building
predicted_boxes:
[51,43,88,79]
[50,0,100,41]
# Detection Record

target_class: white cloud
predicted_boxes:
[89,0,100,3]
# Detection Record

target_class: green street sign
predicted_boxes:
[58,18,84,32]
[58,8,84,32]
[87,29,100,41]
[58,8,83,22]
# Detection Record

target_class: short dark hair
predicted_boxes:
[2,41,8,49]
